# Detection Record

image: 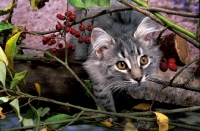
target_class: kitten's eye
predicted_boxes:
[116,61,128,70]
[140,55,148,66]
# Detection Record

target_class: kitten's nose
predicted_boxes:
[134,77,142,83]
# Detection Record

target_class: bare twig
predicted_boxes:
[20,46,105,110]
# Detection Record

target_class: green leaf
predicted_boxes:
[85,0,110,7]
[37,107,50,117]
[22,118,34,129]
[29,102,40,131]
[9,99,23,122]
[0,1,14,16]
[5,32,21,70]
[45,114,75,129]
[24,109,35,119]
[10,70,28,90]
[30,0,38,10]
[0,22,15,32]
[68,0,87,8]
[0,97,9,104]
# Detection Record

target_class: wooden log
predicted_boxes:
[128,67,200,106]
[12,61,200,108]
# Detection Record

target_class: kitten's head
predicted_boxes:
[84,17,162,88]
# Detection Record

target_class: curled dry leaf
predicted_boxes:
[0,107,6,119]
[159,33,190,66]
[132,103,151,111]
[154,112,169,131]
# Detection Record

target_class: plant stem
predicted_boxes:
[131,0,197,41]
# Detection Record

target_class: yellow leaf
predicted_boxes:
[35,83,41,96]
[5,32,21,70]
[133,103,151,111]
[101,121,113,127]
[124,122,138,131]
[154,112,169,131]
[0,107,6,119]
[30,0,38,10]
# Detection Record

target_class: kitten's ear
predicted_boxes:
[133,17,161,41]
[91,28,115,59]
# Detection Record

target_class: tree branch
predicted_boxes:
[118,0,199,48]
[20,46,105,111]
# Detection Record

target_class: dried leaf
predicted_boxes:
[154,112,169,131]
[0,107,6,119]
[133,103,151,111]
[101,121,113,127]
[35,83,41,96]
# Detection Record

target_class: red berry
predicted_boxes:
[17,40,21,45]
[67,43,72,48]
[56,14,66,20]
[51,33,56,38]
[65,26,71,32]
[79,24,85,31]
[42,36,48,45]
[69,14,76,21]
[48,39,56,45]
[168,58,176,64]
[23,27,28,32]
[57,43,63,48]
[75,31,80,38]
[159,61,168,72]
[65,11,72,17]
[78,37,84,43]
[56,23,62,30]
[51,48,57,53]
[51,39,56,44]
[70,29,76,35]
[85,36,91,44]
[20,33,26,38]
[168,63,177,72]
[71,45,75,51]
[87,24,93,31]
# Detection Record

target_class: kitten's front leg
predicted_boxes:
[93,84,117,122]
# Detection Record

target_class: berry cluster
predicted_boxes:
[159,58,178,72]
[42,33,73,53]
[43,10,94,53]
[63,10,94,44]
[17,27,28,45]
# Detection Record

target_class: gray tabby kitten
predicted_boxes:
[74,0,162,113]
